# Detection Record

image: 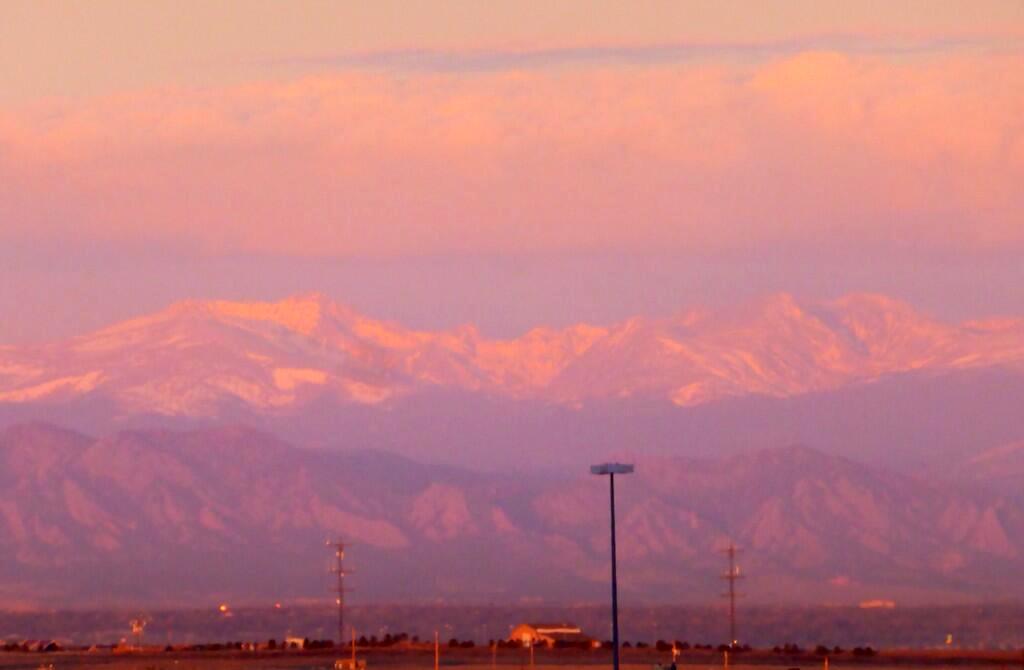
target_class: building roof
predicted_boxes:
[523,623,582,633]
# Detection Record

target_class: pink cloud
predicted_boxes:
[1,50,1022,257]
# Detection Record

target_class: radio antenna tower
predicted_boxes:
[327,539,351,646]
[720,543,743,646]
[129,615,150,650]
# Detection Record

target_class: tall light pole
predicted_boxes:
[591,462,634,670]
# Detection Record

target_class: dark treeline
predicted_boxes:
[1,604,1023,649]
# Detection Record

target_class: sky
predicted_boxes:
[1,1,1024,343]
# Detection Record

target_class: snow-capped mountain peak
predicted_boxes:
[2,293,1023,417]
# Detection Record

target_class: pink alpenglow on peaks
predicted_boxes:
[1,293,1024,417]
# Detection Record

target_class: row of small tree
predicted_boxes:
[2,642,62,653]
[772,644,877,657]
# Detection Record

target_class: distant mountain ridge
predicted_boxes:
[1,292,1022,416]
[3,422,1024,609]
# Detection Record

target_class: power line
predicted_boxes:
[328,539,350,646]
[129,616,148,650]
[720,543,743,646]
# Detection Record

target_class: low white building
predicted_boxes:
[508,623,597,648]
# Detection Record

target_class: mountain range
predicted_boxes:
[2,292,1024,471]
[2,422,1024,610]
[3,293,1024,607]
[3,292,1024,412]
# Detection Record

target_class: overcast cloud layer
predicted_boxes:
[2,2,1024,343]
[2,48,1022,261]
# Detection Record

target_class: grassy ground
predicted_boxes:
[3,646,1024,670]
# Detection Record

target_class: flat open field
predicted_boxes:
[3,647,1024,670]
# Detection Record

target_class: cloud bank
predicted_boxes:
[1,50,1022,258]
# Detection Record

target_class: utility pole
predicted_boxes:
[129,617,148,650]
[328,539,349,646]
[720,543,743,647]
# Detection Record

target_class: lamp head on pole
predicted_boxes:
[590,463,634,475]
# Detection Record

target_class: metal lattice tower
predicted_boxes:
[328,539,349,646]
[720,543,743,646]
[129,616,148,649]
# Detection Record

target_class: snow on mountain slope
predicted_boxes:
[1,292,1023,416]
